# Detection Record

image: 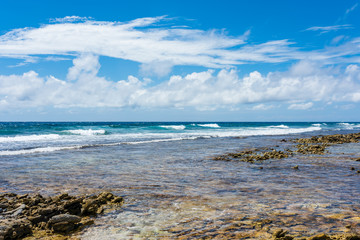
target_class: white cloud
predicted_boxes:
[288,102,314,110]
[1,57,360,110]
[67,53,100,80]
[252,104,275,110]
[345,3,358,15]
[305,24,353,33]
[1,16,360,75]
[0,16,252,75]
[49,16,92,23]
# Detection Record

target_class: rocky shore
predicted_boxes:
[0,192,123,240]
[213,132,360,163]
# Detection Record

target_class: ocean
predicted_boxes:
[1,122,360,239]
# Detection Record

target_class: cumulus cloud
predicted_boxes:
[288,102,314,110]
[252,104,275,110]
[1,56,360,110]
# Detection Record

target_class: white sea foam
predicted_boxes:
[197,124,220,128]
[268,124,289,129]
[159,125,186,130]
[0,145,82,156]
[65,129,106,136]
[123,136,200,145]
[337,123,359,129]
[0,134,60,143]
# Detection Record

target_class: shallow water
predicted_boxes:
[1,123,360,238]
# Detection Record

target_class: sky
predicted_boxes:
[0,0,360,121]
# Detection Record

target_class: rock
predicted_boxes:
[0,192,123,238]
[63,198,82,215]
[48,214,81,234]
[48,214,81,225]
[111,196,124,204]
[308,233,331,240]
[81,199,100,216]
[51,222,76,233]
[273,228,287,238]
[97,192,115,203]
[345,235,360,240]
[293,165,299,170]
[38,205,58,217]
[0,218,32,240]
[351,167,355,171]
[28,214,44,224]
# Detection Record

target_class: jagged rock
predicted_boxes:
[0,218,32,240]
[308,233,331,240]
[48,214,81,233]
[0,192,123,239]
[48,214,81,225]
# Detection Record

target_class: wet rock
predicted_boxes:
[63,198,82,215]
[0,218,32,240]
[48,214,81,233]
[81,199,100,216]
[111,196,124,204]
[48,214,81,225]
[0,192,123,239]
[308,233,331,240]
[345,235,360,240]
[272,228,293,239]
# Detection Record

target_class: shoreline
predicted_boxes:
[1,131,360,239]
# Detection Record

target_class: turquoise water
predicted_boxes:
[1,122,358,156]
[1,122,360,238]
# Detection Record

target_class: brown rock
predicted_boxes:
[0,218,32,240]
[308,233,331,240]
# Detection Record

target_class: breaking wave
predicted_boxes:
[64,129,106,136]
[0,134,60,143]
[159,125,186,130]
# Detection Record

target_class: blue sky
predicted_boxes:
[0,0,360,121]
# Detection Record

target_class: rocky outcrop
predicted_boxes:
[213,132,360,163]
[0,192,123,239]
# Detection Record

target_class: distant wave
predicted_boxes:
[0,134,60,143]
[337,123,360,130]
[159,125,186,130]
[197,123,220,128]
[64,129,106,136]
[0,125,323,156]
[123,136,203,145]
[255,126,321,135]
[268,124,289,129]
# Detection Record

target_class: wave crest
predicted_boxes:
[65,129,106,136]
[197,124,220,128]
[159,125,186,130]
[0,134,60,143]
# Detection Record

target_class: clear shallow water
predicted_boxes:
[1,122,360,238]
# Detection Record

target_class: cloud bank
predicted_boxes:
[1,54,360,111]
